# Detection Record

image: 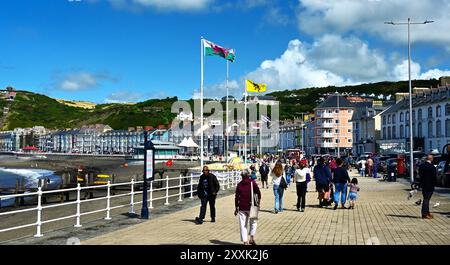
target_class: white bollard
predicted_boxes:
[74,183,82,227]
[34,187,43,237]
[105,181,111,220]
[129,179,135,214]
[164,175,170,206]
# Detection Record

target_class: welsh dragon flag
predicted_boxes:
[203,39,235,62]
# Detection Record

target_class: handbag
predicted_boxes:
[279,175,288,189]
[249,181,259,219]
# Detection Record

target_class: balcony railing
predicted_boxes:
[321,112,335,118]
[321,142,335,148]
[321,122,334,128]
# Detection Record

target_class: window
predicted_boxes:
[348,129,352,133]
[335,109,339,113]
[436,120,442,137]
[412,110,415,121]
[383,127,386,139]
[388,115,391,124]
[335,120,339,123]
[383,116,386,125]
[418,109,422,120]
[348,110,352,113]
[406,111,409,121]
[428,121,433,138]
[446,104,450,116]
[400,125,404,138]
[428,107,433,118]
[392,114,396,124]
[392,126,396,139]
[446,119,450,137]
[335,139,340,143]
[388,127,391,139]
[418,122,422,137]
[400,112,404,122]
[406,125,410,138]
[348,139,352,143]
[335,129,339,133]
[437,105,442,117]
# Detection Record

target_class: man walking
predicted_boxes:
[195,166,220,224]
[418,154,436,219]
[259,161,270,189]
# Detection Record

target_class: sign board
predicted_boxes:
[209,119,221,126]
[145,149,154,180]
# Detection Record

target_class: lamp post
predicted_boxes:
[141,130,155,219]
[385,18,434,184]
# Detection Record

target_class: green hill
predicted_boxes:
[0,78,440,130]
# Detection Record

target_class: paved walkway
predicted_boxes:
[84,173,450,245]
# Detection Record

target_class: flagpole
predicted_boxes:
[200,37,204,169]
[225,60,229,164]
[244,88,248,170]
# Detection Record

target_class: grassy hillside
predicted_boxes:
[0,79,441,130]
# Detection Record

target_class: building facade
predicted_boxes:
[314,94,354,156]
[378,84,450,154]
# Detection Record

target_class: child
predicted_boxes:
[348,178,360,209]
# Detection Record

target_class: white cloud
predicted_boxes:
[264,7,289,26]
[91,0,213,12]
[104,91,143,103]
[192,80,241,99]
[55,71,118,91]
[297,0,450,47]
[393,59,450,80]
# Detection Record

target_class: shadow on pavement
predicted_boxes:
[181,219,197,224]
[210,239,239,245]
[436,212,450,218]
[385,214,421,219]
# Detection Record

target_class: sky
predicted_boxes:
[0,0,449,103]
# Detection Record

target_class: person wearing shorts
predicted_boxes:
[348,178,360,210]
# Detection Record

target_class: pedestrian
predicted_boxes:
[348,178,360,209]
[367,156,374,178]
[284,160,294,186]
[195,166,220,224]
[358,159,366,177]
[259,161,270,189]
[333,158,350,210]
[313,157,332,207]
[250,164,257,181]
[234,169,261,245]
[271,161,287,213]
[294,160,311,212]
[418,154,437,219]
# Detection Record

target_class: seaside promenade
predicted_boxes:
[84,173,450,245]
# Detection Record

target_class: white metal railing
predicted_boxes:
[0,170,241,239]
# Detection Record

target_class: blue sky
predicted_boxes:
[0,0,449,103]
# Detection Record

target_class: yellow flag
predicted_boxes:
[246,80,266,93]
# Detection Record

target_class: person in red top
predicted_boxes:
[234,169,262,245]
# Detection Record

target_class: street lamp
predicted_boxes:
[141,130,155,219]
[385,18,434,184]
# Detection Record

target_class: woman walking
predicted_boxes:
[294,160,311,212]
[235,169,261,245]
[271,161,287,213]
[313,157,332,207]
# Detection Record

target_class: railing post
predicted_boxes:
[74,183,82,228]
[222,173,225,191]
[227,170,231,189]
[164,175,170,205]
[34,186,43,237]
[129,179,135,214]
[178,174,183,202]
[105,181,111,220]
[190,173,194,199]
[149,180,154,209]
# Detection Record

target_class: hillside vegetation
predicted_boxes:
[0,79,440,130]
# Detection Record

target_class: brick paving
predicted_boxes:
[84,172,450,245]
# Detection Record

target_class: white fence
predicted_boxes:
[0,170,242,239]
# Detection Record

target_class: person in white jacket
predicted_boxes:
[294,160,312,212]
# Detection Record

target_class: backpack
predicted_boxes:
[279,175,288,189]
[306,172,311,183]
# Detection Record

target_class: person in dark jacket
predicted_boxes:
[332,158,350,210]
[259,162,270,189]
[313,157,332,207]
[234,169,261,245]
[195,166,220,224]
[418,155,437,219]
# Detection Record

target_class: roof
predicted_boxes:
[315,95,353,109]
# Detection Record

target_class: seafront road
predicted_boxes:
[84,173,450,245]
